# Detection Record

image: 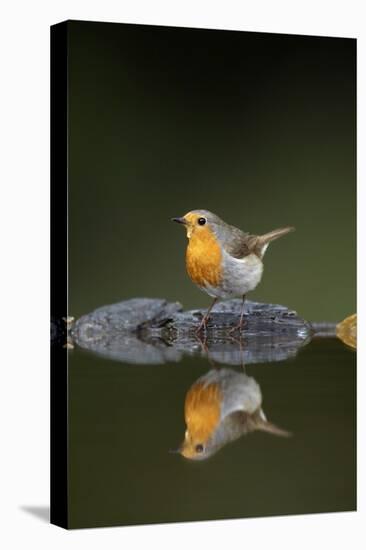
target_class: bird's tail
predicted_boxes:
[250,409,292,437]
[256,419,292,438]
[259,226,295,246]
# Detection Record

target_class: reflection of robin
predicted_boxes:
[178,368,290,460]
[172,210,294,332]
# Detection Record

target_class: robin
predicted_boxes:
[172,210,294,332]
[176,368,290,460]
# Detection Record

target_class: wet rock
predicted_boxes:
[71,298,312,366]
[73,298,182,337]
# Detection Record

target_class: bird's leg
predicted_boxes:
[238,334,246,372]
[238,294,247,331]
[196,298,218,333]
[228,330,246,371]
[194,331,218,368]
[229,294,247,334]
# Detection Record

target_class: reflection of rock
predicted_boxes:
[74,332,183,365]
[178,368,290,460]
[71,298,312,365]
[71,299,183,364]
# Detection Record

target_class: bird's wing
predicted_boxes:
[222,226,262,259]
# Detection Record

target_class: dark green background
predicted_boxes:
[68,21,356,323]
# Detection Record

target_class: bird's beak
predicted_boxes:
[168,447,181,454]
[171,217,187,225]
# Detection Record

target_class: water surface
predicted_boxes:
[68,336,356,528]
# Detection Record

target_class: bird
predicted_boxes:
[172,210,294,333]
[176,368,290,460]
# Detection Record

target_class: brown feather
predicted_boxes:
[258,226,295,245]
[225,226,294,259]
[248,409,292,437]
[225,232,262,258]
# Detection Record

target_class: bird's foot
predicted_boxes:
[195,319,208,334]
[228,331,246,371]
[195,310,211,334]
[194,332,218,368]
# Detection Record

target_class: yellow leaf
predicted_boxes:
[336,314,357,349]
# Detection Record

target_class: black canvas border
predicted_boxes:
[50,21,69,529]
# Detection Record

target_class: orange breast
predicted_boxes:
[184,382,222,443]
[185,228,222,287]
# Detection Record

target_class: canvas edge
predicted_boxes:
[50,20,69,530]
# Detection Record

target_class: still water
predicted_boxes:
[68,337,355,529]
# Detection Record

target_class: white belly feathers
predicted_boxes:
[202,252,264,299]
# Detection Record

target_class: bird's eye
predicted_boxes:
[195,444,204,453]
[198,217,206,226]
